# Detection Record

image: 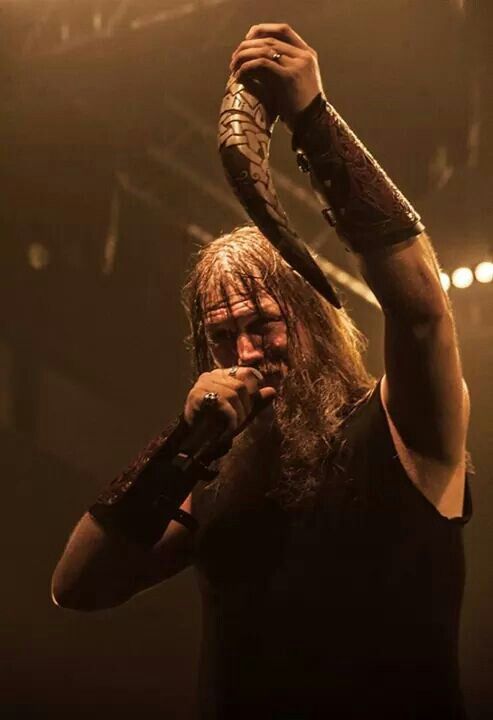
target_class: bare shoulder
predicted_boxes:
[380,375,470,519]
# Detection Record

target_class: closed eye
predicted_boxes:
[207,328,236,345]
[247,316,283,334]
[206,316,283,345]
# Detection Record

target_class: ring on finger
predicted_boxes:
[228,365,239,377]
[271,51,282,62]
[202,391,219,409]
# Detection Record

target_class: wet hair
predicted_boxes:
[182,225,376,506]
[182,224,373,400]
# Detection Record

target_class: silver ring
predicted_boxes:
[228,365,239,377]
[202,391,219,408]
[272,51,282,62]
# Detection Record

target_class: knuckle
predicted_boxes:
[237,366,256,380]
[231,378,246,393]
[224,389,238,403]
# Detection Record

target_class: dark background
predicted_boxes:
[1,1,491,717]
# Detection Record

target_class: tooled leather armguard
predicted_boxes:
[89,417,220,546]
[292,93,425,252]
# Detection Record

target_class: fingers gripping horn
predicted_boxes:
[218,76,341,308]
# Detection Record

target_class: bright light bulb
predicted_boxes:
[474,261,493,284]
[451,266,474,289]
[440,272,451,291]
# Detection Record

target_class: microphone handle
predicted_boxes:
[179,410,229,464]
[178,391,271,464]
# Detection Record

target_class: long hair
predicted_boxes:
[182,225,375,507]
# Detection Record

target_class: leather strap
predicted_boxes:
[292,93,424,253]
[89,416,219,546]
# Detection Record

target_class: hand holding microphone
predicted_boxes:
[183,366,277,458]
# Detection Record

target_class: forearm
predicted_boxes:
[52,415,214,611]
[361,235,465,463]
[293,93,467,464]
[52,508,194,611]
[355,233,449,323]
[51,513,150,611]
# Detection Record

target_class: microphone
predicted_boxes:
[178,368,270,465]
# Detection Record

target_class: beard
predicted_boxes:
[211,354,347,510]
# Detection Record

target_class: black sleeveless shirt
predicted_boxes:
[191,384,471,719]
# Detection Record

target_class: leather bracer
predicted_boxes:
[89,416,220,546]
[292,94,425,252]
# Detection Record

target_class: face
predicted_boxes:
[204,291,289,386]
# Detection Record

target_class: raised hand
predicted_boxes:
[230,23,324,130]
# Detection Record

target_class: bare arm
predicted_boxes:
[232,23,470,517]
[51,495,194,611]
[356,234,469,516]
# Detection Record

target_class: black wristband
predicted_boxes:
[291,92,327,153]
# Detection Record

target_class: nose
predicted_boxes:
[236,331,263,366]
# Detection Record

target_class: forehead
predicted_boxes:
[203,290,281,326]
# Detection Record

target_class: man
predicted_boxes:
[52,24,471,719]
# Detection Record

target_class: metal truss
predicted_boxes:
[7,0,381,308]
[15,0,241,58]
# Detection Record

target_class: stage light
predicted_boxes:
[27,242,50,270]
[474,261,493,284]
[451,266,474,289]
[440,272,451,291]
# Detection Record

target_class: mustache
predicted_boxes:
[257,360,285,376]
[241,355,287,381]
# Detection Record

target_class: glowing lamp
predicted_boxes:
[451,267,474,289]
[474,261,493,284]
[439,272,451,291]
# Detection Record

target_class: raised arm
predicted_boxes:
[355,235,469,517]
[233,23,469,517]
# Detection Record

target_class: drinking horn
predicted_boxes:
[218,75,341,308]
